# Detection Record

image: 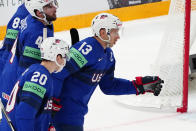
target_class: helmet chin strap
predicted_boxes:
[54,58,66,73]
[97,34,111,48]
[41,13,52,25]
[35,11,51,25]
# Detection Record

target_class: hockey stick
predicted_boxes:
[70,28,80,45]
[0,99,15,131]
[43,27,47,40]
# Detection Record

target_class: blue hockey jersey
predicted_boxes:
[0,3,29,74]
[17,14,54,76]
[53,37,137,126]
[0,14,54,106]
[2,64,54,131]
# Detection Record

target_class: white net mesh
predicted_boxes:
[116,0,196,111]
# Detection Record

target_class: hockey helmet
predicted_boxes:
[25,0,58,24]
[40,37,70,72]
[91,13,122,43]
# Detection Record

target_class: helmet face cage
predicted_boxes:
[91,13,122,37]
[40,37,70,63]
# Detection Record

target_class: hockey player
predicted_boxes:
[0,37,70,131]
[0,1,29,75]
[52,13,164,131]
[0,0,58,106]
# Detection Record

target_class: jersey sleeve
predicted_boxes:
[3,4,29,52]
[15,102,37,131]
[53,39,97,80]
[20,30,43,61]
[2,17,20,53]
[68,40,96,72]
[99,62,137,95]
[52,39,97,97]
[18,20,54,70]
[15,71,49,129]
[17,29,43,72]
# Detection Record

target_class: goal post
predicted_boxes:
[177,0,191,113]
[115,0,196,113]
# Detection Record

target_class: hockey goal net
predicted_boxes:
[116,0,196,113]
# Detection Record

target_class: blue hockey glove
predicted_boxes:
[133,76,164,96]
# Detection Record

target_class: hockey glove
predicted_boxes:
[48,124,56,131]
[51,97,62,117]
[133,76,164,96]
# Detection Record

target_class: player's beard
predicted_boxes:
[45,14,57,22]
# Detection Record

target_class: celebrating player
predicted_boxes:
[52,13,164,131]
[1,37,70,131]
[0,1,29,75]
[0,1,29,127]
[0,0,58,106]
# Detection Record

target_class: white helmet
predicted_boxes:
[91,13,122,43]
[25,0,58,24]
[40,37,70,73]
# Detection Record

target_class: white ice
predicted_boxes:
[1,15,196,131]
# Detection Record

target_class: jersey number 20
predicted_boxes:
[6,72,47,112]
